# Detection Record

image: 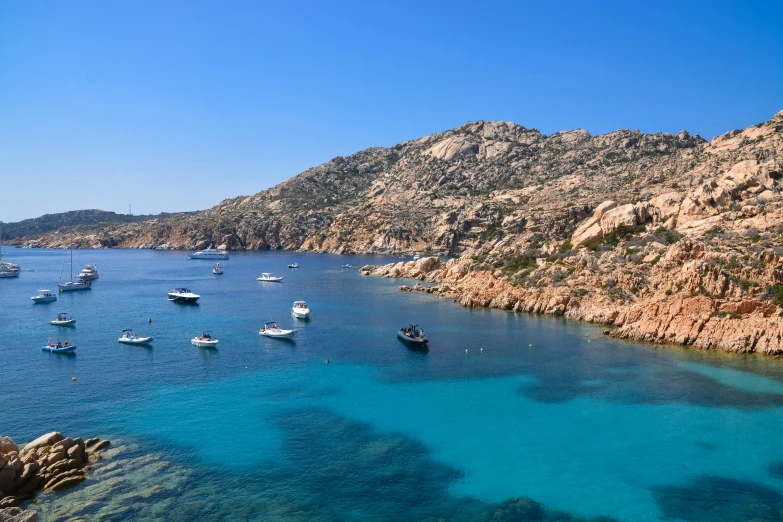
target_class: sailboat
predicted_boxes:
[0,221,21,278]
[58,248,91,292]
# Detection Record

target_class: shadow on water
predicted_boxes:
[97,408,619,522]
[653,475,783,522]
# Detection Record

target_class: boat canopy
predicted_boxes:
[293,301,307,305]
[122,329,134,333]
[264,321,279,328]
[173,288,191,293]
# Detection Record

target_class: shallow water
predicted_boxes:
[3,249,783,521]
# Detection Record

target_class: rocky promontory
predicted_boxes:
[0,433,111,520]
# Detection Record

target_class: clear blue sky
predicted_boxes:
[1,1,781,222]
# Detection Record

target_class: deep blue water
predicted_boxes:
[3,249,783,521]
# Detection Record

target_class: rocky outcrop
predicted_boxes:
[0,433,110,518]
[361,233,783,355]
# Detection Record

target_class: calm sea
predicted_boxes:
[2,248,783,521]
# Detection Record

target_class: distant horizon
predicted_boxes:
[2,0,781,222]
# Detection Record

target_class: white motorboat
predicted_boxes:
[189,245,229,260]
[288,263,299,268]
[341,264,353,268]
[213,263,224,275]
[50,313,76,326]
[168,288,200,303]
[291,301,311,319]
[59,249,91,292]
[32,290,57,303]
[257,273,283,282]
[191,332,218,347]
[0,223,20,278]
[259,321,296,339]
[77,263,99,281]
[412,253,421,261]
[118,329,153,345]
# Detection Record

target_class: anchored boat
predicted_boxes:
[291,301,311,319]
[213,263,224,275]
[32,290,57,304]
[42,340,76,353]
[59,249,92,292]
[50,313,76,326]
[168,288,200,303]
[77,263,99,281]
[259,322,296,339]
[118,329,153,345]
[257,273,283,282]
[397,323,429,345]
[192,332,218,347]
[189,245,229,260]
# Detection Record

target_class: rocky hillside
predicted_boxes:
[16,109,783,354]
[2,210,195,242]
[15,116,714,252]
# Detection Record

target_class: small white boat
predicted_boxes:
[257,273,283,282]
[288,263,299,268]
[191,332,218,347]
[341,264,353,268]
[168,288,200,303]
[32,290,57,303]
[259,321,296,339]
[50,313,76,326]
[118,329,153,345]
[189,245,229,260]
[213,263,224,275]
[77,263,99,281]
[291,301,311,319]
[412,253,421,261]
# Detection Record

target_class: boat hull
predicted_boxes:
[119,337,153,345]
[257,278,283,282]
[168,294,200,303]
[42,345,76,353]
[0,271,20,278]
[191,339,218,347]
[77,274,99,281]
[259,329,296,339]
[32,296,57,303]
[59,282,91,292]
[292,309,310,319]
[213,270,223,275]
[397,331,429,344]
[50,320,76,326]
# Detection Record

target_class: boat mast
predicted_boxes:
[70,248,73,282]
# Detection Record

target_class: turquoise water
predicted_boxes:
[3,249,783,521]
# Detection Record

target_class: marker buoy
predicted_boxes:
[480,347,483,352]
[148,318,152,323]
[529,344,532,347]
[71,377,76,381]
[465,349,469,353]
[325,359,330,364]
[588,339,591,343]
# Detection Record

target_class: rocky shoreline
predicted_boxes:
[361,254,783,355]
[0,433,111,521]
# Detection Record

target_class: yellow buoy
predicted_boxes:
[588,339,591,343]
[71,377,76,381]
[480,347,483,352]
[529,343,532,347]
[465,349,469,353]
[148,317,152,323]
